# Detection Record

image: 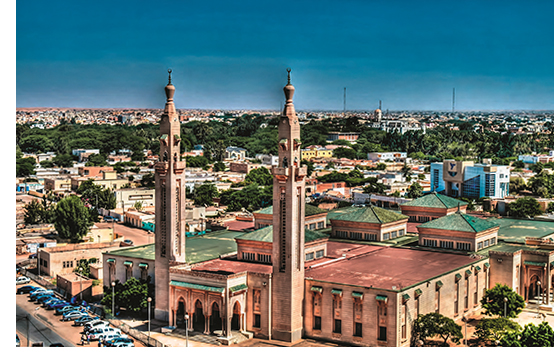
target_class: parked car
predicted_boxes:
[73,315,99,326]
[47,300,69,310]
[101,333,129,346]
[84,320,109,331]
[113,340,134,347]
[105,336,134,347]
[88,327,121,341]
[17,285,39,294]
[29,289,52,300]
[62,310,88,321]
[16,276,30,284]
[28,254,37,259]
[119,239,134,247]
[16,334,20,347]
[36,294,56,304]
[42,297,61,307]
[55,305,80,315]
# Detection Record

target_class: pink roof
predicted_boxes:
[192,258,272,275]
[306,246,477,290]
[224,220,255,231]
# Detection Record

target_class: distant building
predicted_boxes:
[225,146,247,161]
[518,151,554,164]
[327,132,359,142]
[400,192,467,223]
[367,152,407,163]
[72,149,100,162]
[430,160,510,199]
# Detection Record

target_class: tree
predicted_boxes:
[186,155,210,169]
[192,183,218,206]
[52,153,75,168]
[23,200,43,225]
[54,195,93,242]
[509,177,527,194]
[78,179,116,210]
[481,284,525,318]
[40,160,55,168]
[101,277,153,315]
[333,147,357,159]
[73,258,97,278]
[475,317,521,345]
[213,161,226,172]
[406,182,423,199]
[508,197,543,218]
[512,160,525,169]
[85,153,107,167]
[547,202,554,214]
[412,312,462,346]
[245,167,273,186]
[141,173,155,188]
[501,322,554,347]
[301,159,314,177]
[16,157,36,177]
[376,162,387,170]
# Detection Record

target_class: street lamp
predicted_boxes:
[185,314,189,347]
[147,297,152,346]
[503,297,508,318]
[111,281,116,317]
[79,267,83,302]
[537,281,541,304]
[462,315,468,346]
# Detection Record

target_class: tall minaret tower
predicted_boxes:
[154,70,187,321]
[271,69,307,342]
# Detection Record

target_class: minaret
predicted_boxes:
[271,69,307,342]
[154,70,187,321]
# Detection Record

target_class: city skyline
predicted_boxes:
[16,0,554,111]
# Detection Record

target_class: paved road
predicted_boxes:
[16,303,73,347]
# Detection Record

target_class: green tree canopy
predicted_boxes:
[54,195,94,242]
[53,153,75,168]
[85,153,108,167]
[411,312,463,346]
[192,183,218,206]
[480,284,525,318]
[508,197,543,218]
[16,157,37,177]
[406,182,423,199]
[501,322,554,347]
[475,317,522,345]
[244,166,273,186]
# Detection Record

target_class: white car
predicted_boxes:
[84,320,109,331]
[62,310,88,321]
[88,327,121,341]
[16,276,30,284]
[115,341,134,347]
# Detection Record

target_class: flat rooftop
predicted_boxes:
[488,218,554,243]
[306,246,480,291]
[190,257,272,275]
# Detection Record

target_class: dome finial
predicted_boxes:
[168,69,173,85]
[286,68,291,85]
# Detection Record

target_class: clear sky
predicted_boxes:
[15,0,554,111]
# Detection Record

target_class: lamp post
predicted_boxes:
[111,281,116,317]
[503,297,508,318]
[462,315,468,346]
[79,267,83,302]
[147,297,152,346]
[537,281,541,304]
[185,314,189,347]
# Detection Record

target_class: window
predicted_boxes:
[391,231,397,239]
[305,252,315,261]
[490,237,496,245]
[258,254,271,263]
[350,232,363,240]
[253,313,261,328]
[309,223,316,230]
[440,240,453,249]
[398,229,405,236]
[383,233,390,240]
[314,316,322,330]
[454,281,459,315]
[317,222,324,229]
[334,319,342,334]
[354,322,363,337]
[378,326,387,341]
[424,239,437,247]
[474,274,479,306]
[418,216,430,222]
[477,242,483,250]
[484,239,489,247]
[315,250,324,258]
[126,266,132,281]
[336,230,348,238]
[456,242,471,251]
[435,290,440,313]
[242,252,256,261]
[401,304,407,340]
[364,233,377,241]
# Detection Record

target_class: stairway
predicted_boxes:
[169,328,222,346]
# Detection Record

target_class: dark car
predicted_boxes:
[73,315,99,326]
[28,254,37,259]
[17,285,39,294]
[49,343,64,347]
[48,300,69,310]
[36,295,55,304]
[120,239,133,247]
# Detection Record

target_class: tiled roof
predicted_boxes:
[417,212,499,233]
[330,205,408,224]
[236,225,329,243]
[255,204,328,217]
[401,192,467,209]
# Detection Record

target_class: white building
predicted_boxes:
[367,152,407,162]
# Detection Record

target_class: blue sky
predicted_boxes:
[15,0,554,111]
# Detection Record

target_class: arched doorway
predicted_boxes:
[176,299,186,328]
[529,275,542,301]
[193,299,205,332]
[231,301,241,331]
[210,302,222,333]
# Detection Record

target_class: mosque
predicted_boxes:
[103,70,554,347]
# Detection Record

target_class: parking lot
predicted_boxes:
[16,282,142,347]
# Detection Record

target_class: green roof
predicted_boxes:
[415,289,423,296]
[331,289,343,296]
[329,205,408,224]
[229,283,248,293]
[255,204,327,217]
[524,261,546,267]
[236,226,329,244]
[436,280,443,288]
[123,261,132,266]
[311,286,323,293]
[455,273,462,280]
[105,229,246,265]
[402,293,410,301]
[376,295,388,302]
[417,212,499,233]
[352,291,363,298]
[402,192,467,209]
[170,281,225,293]
[138,263,148,268]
